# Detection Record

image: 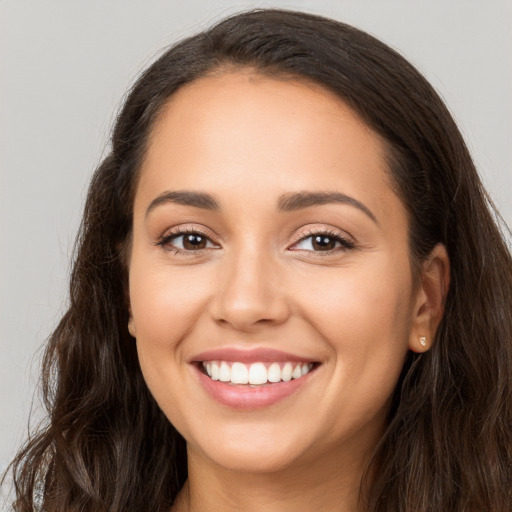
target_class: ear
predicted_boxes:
[128,306,136,338]
[409,243,450,353]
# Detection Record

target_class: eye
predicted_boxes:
[291,232,354,252]
[159,230,218,252]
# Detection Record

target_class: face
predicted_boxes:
[128,71,430,475]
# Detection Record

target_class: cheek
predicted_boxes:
[129,258,212,347]
[128,257,214,423]
[297,261,414,344]
[293,259,414,403]
[305,268,413,435]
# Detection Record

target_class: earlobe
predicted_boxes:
[128,318,136,338]
[409,243,450,353]
[128,306,136,338]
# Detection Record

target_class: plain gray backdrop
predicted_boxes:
[1,0,511,485]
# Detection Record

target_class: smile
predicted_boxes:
[202,361,314,386]
[192,348,320,408]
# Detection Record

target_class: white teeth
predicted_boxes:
[281,362,293,382]
[230,362,249,384]
[203,361,314,385]
[248,362,268,385]
[219,362,231,382]
[267,362,281,383]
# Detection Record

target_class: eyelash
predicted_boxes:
[289,228,355,253]
[157,226,355,256]
[157,227,218,255]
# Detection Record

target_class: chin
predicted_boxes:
[186,423,317,475]
[198,443,305,474]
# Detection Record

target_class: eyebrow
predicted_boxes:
[145,189,377,224]
[278,191,378,224]
[145,190,220,217]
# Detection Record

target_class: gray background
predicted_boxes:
[1,0,511,486]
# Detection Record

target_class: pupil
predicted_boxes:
[183,234,206,250]
[313,235,335,250]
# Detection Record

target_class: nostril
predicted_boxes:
[210,296,291,331]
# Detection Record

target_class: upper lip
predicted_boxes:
[191,347,318,364]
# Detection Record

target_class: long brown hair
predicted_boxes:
[5,9,512,512]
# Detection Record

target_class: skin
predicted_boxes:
[127,70,449,512]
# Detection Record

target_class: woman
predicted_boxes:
[6,9,512,512]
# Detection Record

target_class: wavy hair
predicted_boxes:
[5,9,512,512]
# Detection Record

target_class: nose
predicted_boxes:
[209,249,290,332]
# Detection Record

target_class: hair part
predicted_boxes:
[5,9,512,512]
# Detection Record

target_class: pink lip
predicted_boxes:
[194,366,316,409]
[191,348,320,409]
[191,347,316,364]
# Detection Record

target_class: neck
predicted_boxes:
[172,443,375,512]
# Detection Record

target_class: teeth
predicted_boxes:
[219,362,231,382]
[248,362,267,385]
[211,362,219,381]
[202,361,314,385]
[231,362,249,384]
[267,362,281,383]
[281,362,293,382]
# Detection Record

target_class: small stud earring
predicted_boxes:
[419,336,427,347]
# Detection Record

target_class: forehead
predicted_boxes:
[149,70,381,159]
[136,71,402,223]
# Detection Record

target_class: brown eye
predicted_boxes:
[182,233,208,250]
[160,231,217,252]
[311,235,337,251]
[290,231,355,253]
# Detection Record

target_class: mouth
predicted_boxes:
[199,360,317,386]
[191,348,321,408]
[192,349,321,408]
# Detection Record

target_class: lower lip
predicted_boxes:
[194,366,315,409]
